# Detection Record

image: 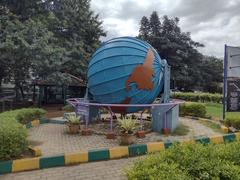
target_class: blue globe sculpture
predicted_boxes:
[87,37,164,113]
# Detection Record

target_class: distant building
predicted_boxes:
[32,79,86,106]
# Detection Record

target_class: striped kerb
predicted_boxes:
[223,133,236,143]
[40,155,65,169]
[31,120,40,127]
[209,136,224,144]
[128,144,147,157]
[0,161,12,174]
[88,149,110,162]
[12,158,39,172]
[147,142,165,153]
[109,147,129,159]
[164,141,173,149]
[195,137,210,145]
[65,152,88,165]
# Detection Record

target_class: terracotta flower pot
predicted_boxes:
[68,124,80,134]
[120,133,136,145]
[162,128,170,135]
[81,128,92,136]
[106,131,116,139]
[136,130,145,138]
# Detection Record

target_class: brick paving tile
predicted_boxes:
[27,117,222,156]
[0,157,138,180]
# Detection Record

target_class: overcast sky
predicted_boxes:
[91,0,240,58]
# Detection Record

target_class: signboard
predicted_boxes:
[227,79,240,111]
[223,45,240,116]
[75,101,89,121]
[227,46,240,78]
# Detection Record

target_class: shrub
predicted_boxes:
[118,117,137,134]
[67,114,80,124]
[62,104,74,112]
[0,121,28,161]
[225,114,240,129]
[15,108,46,124]
[126,142,240,180]
[126,159,190,180]
[180,102,206,118]
[0,108,45,160]
[0,108,46,124]
[171,92,222,103]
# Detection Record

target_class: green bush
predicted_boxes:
[126,142,240,180]
[171,92,222,103]
[180,102,207,118]
[15,108,46,124]
[0,121,28,161]
[62,104,74,112]
[0,108,45,160]
[225,114,240,129]
[126,159,190,180]
[0,108,46,124]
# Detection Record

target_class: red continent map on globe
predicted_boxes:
[111,49,155,114]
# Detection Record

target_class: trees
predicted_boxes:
[0,6,61,98]
[47,0,106,79]
[200,56,223,93]
[0,0,105,98]
[138,11,222,92]
[139,16,150,41]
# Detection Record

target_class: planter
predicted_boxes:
[82,128,92,136]
[120,133,136,145]
[106,131,116,139]
[68,124,80,134]
[162,128,170,135]
[136,130,145,138]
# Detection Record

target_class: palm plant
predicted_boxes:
[118,117,137,134]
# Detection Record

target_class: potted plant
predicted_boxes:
[118,117,137,145]
[66,114,80,134]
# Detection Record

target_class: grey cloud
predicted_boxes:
[91,0,240,57]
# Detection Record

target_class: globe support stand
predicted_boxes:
[67,99,183,135]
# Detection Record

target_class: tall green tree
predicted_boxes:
[139,16,150,40]
[47,0,106,79]
[0,0,105,98]
[0,6,63,99]
[200,56,223,93]
[138,12,222,92]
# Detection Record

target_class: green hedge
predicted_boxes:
[180,102,207,118]
[126,142,240,180]
[16,108,46,124]
[0,108,45,160]
[225,114,240,129]
[0,121,28,161]
[0,108,46,124]
[171,92,222,103]
[62,104,74,112]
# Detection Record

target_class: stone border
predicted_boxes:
[28,146,42,157]
[1,132,240,174]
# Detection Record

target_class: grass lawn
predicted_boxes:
[198,120,222,133]
[205,102,240,120]
[171,123,189,136]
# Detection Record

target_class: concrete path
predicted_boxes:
[28,117,222,156]
[0,117,222,180]
[0,158,138,180]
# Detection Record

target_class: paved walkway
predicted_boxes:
[0,118,222,179]
[28,117,222,156]
[0,157,138,180]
